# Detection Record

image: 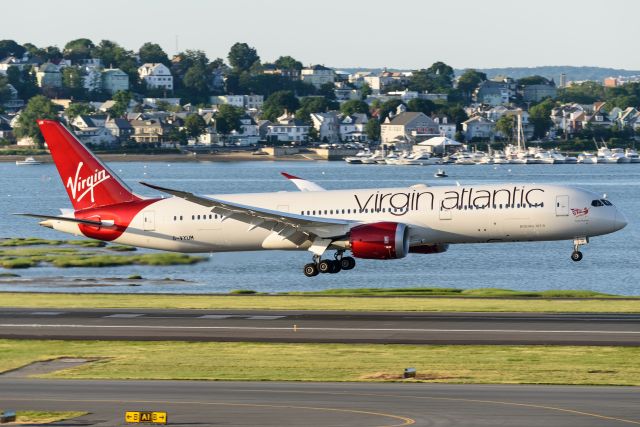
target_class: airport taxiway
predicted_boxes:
[1,308,639,345]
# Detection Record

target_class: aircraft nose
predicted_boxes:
[613,210,628,231]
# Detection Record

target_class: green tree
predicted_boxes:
[274,55,303,70]
[227,42,260,72]
[558,81,605,104]
[15,95,57,147]
[517,75,550,86]
[262,90,300,121]
[6,66,39,99]
[406,98,436,116]
[495,114,516,141]
[296,97,334,123]
[457,69,486,101]
[215,104,243,134]
[318,82,336,100]
[0,40,26,58]
[64,102,95,119]
[427,61,455,89]
[378,99,404,121]
[182,63,210,102]
[0,75,11,105]
[108,90,132,117]
[365,119,380,142]
[184,114,207,138]
[138,42,171,66]
[62,66,85,90]
[63,38,95,61]
[528,99,555,139]
[360,83,372,99]
[340,100,369,116]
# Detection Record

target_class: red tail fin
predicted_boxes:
[38,119,140,210]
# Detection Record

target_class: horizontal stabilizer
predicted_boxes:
[14,213,110,227]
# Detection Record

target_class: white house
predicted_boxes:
[267,112,309,142]
[35,63,62,88]
[211,95,264,110]
[380,110,439,144]
[301,65,335,89]
[432,116,456,139]
[339,113,368,142]
[310,112,340,143]
[462,115,495,141]
[102,68,129,94]
[138,63,173,90]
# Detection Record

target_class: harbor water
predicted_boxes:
[0,160,638,295]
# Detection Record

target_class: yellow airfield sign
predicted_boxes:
[125,411,167,424]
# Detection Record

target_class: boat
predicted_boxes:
[625,148,640,163]
[609,148,631,164]
[577,152,597,164]
[453,152,476,165]
[344,149,371,164]
[434,169,447,178]
[15,156,43,166]
[398,152,442,166]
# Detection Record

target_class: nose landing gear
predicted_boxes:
[303,251,356,277]
[571,237,588,262]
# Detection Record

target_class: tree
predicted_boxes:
[262,90,300,121]
[63,38,95,61]
[457,69,486,101]
[138,42,171,66]
[15,95,57,147]
[365,119,380,142]
[427,61,455,90]
[215,104,243,135]
[108,90,132,117]
[0,40,26,59]
[274,55,302,70]
[184,114,207,138]
[7,66,38,99]
[64,102,95,119]
[318,82,336,100]
[360,83,372,99]
[517,75,550,86]
[406,98,436,116]
[296,97,334,123]
[0,75,12,105]
[528,99,554,139]
[227,42,260,72]
[62,66,85,90]
[340,100,369,116]
[92,40,134,69]
[495,114,516,141]
[378,99,404,121]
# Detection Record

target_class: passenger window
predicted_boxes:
[591,200,603,207]
[191,215,195,220]
[209,214,212,219]
[173,216,176,221]
[601,199,612,206]
[180,216,183,221]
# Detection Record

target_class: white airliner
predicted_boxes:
[20,120,627,277]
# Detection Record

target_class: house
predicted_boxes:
[616,107,639,129]
[339,113,368,142]
[462,115,495,141]
[227,115,260,146]
[73,126,116,145]
[105,117,133,140]
[310,112,340,143]
[130,119,169,143]
[1,84,24,111]
[82,66,102,92]
[363,71,409,93]
[473,79,516,106]
[301,65,335,89]
[0,55,41,75]
[35,62,62,88]
[138,63,173,90]
[0,115,14,141]
[210,95,264,110]
[267,112,310,142]
[522,83,557,102]
[102,68,129,94]
[262,64,300,80]
[432,116,456,139]
[143,98,181,109]
[380,110,438,144]
[71,115,108,129]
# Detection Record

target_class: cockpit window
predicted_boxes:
[591,200,604,207]
[601,199,613,206]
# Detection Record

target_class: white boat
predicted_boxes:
[15,156,43,166]
[434,168,448,178]
[577,152,597,164]
[399,152,442,166]
[492,151,510,164]
[344,149,371,164]
[609,148,631,164]
[625,148,640,163]
[453,152,476,165]
[534,150,561,164]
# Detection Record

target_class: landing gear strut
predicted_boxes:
[303,251,356,277]
[571,237,588,262]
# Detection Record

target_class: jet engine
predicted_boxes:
[349,222,409,259]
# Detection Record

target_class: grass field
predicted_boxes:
[1,292,639,313]
[0,411,88,424]
[1,339,638,385]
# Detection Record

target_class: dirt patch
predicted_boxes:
[1,358,103,378]
[360,371,458,381]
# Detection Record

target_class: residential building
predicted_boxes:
[301,65,335,89]
[1,84,24,111]
[267,112,310,142]
[363,71,409,93]
[73,126,116,145]
[432,116,456,139]
[339,113,369,142]
[102,68,129,94]
[227,115,260,146]
[105,117,133,140]
[262,64,300,80]
[473,79,516,106]
[0,115,14,141]
[82,66,102,92]
[522,84,557,102]
[616,107,639,129]
[210,95,264,110]
[138,63,173,90]
[35,62,62,88]
[130,119,169,143]
[71,115,108,129]
[462,115,495,141]
[310,112,340,143]
[380,110,439,144]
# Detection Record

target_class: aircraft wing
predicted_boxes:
[140,182,352,245]
[281,172,326,192]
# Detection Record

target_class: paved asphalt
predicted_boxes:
[0,308,639,345]
[1,379,639,426]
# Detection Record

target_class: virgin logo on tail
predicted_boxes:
[66,162,112,203]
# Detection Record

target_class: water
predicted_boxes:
[1,160,638,294]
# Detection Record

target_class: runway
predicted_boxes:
[1,308,640,345]
[1,378,639,426]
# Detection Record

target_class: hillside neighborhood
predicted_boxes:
[1,38,640,155]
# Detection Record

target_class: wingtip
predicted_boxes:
[281,172,301,180]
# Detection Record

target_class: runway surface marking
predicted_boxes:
[2,397,415,427]
[28,312,64,316]
[2,323,640,334]
[230,388,640,425]
[104,314,144,318]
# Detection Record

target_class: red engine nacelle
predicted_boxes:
[409,243,449,254]
[349,222,410,260]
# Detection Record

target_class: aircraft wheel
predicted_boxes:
[304,263,319,277]
[571,251,583,262]
[318,260,332,273]
[329,260,341,274]
[341,256,356,270]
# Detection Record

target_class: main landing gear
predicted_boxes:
[571,237,588,262]
[303,251,356,277]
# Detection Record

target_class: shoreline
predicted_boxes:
[0,152,321,163]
